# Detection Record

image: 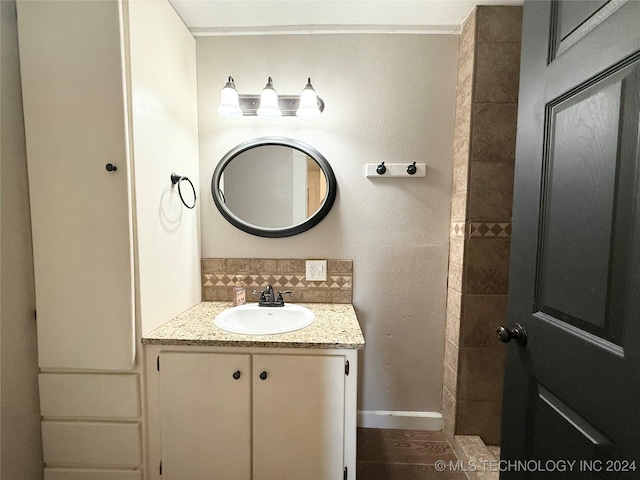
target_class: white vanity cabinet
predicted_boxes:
[146,347,358,480]
[252,354,346,480]
[158,353,252,479]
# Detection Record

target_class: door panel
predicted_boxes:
[501,1,640,476]
[553,1,629,57]
[159,353,251,480]
[556,0,608,40]
[17,0,135,370]
[538,64,639,340]
[253,354,345,480]
[532,385,612,461]
[523,382,614,479]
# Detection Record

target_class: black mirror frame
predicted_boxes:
[211,137,337,238]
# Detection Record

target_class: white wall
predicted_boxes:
[197,34,457,416]
[0,1,44,477]
[127,0,202,334]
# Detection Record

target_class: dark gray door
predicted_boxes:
[500,1,640,478]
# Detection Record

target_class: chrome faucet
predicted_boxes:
[263,284,275,304]
[252,284,292,307]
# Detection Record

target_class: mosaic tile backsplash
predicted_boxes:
[202,258,353,304]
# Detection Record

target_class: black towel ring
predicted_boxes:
[170,173,196,209]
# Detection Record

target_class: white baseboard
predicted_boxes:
[357,410,442,430]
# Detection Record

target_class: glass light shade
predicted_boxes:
[296,78,321,120]
[256,77,281,119]
[217,77,242,119]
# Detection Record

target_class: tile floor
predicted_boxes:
[453,435,501,480]
[356,428,468,480]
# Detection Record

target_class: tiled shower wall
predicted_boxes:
[201,258,353,304]
[443,6,523,446]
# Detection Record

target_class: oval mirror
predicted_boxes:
[211,137,337,237]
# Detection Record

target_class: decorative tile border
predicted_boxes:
[450,221,467,239]
[201,258,353,304]
[450,221,512,239]
[469,222,511,239]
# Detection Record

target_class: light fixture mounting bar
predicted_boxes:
[237,94,325,116]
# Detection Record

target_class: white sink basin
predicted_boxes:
[214,303,315,335]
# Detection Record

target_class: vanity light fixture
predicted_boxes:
[216,76,243,119]
[296,78,322,120]
[217,76,325,119]
[256,77,282,119]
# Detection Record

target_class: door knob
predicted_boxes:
[497,323,527,345]
[259,371,268,380]
[232,370,241,380]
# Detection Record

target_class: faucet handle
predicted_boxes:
[276,290,293,305]
[252,289,267,303]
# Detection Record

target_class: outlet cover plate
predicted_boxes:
[306,260,327,281]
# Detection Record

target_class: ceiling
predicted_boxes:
[168,0,523,36]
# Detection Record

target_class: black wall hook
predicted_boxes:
[376,162,386,175]
[170,172,197,209]
[407,162,417,175]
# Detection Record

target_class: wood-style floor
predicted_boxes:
[356,428,467,480]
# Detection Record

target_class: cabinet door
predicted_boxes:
[158,353,251,480]
[16,0,135,370]
[253,354,345,480]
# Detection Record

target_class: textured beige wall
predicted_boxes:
[197,34,458,413]
[0,1,44,477]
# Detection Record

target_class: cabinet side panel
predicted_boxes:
[343,351,358,477]
[16,1,135,370]
[127,0,201,335]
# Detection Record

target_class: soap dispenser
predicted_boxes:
[233,275,246,306]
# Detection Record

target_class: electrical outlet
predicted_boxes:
[306,260,327,281]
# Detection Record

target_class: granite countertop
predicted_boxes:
[142,302,365,349]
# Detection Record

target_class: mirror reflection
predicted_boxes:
[220,146,327,229]
[211,137,337,238]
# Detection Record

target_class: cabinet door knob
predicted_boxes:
[259,371,268,380]
[232,370,241,380]
[105,163,117,172]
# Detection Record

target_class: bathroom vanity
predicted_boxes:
[142,302,364,480]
